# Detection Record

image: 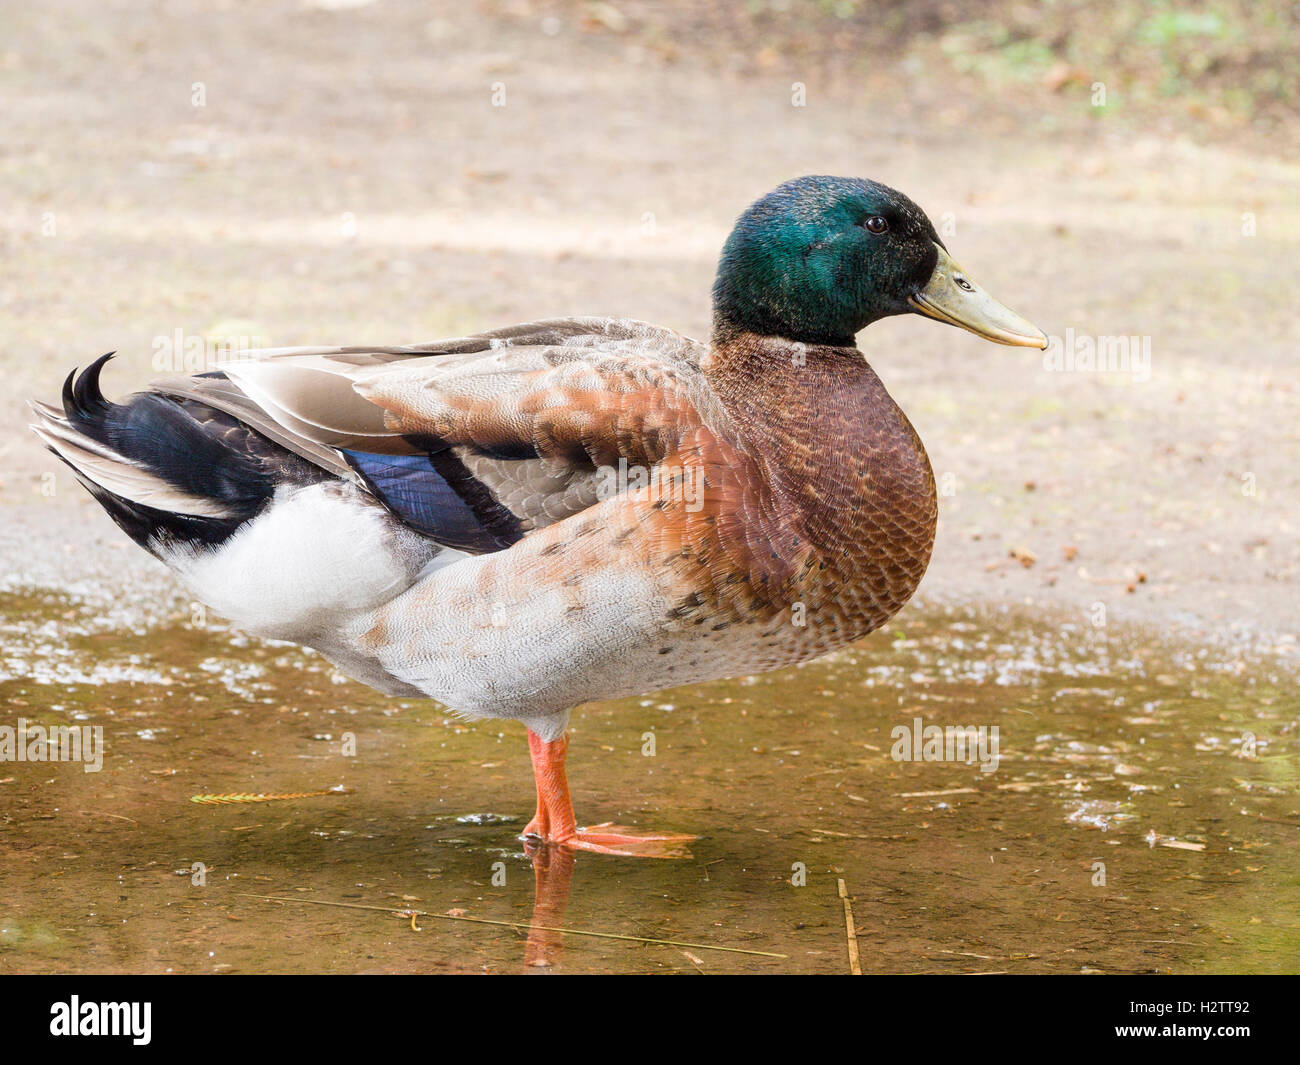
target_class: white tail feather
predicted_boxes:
[30,412,236,519]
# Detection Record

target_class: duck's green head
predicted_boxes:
[712,175,1046,350]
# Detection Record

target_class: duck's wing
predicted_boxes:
[178,317,722,554]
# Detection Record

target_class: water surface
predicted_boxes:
[1,590,1296,974]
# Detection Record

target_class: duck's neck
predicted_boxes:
[701,329,879,448]
[702,330,892,500]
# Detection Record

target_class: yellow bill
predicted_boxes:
[909,244,1047,349]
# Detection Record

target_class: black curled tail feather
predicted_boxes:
[36,355,311,552]
[59,354,271,517]
[63,352,116,423]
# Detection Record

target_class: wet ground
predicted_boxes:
[2,588,1295,975]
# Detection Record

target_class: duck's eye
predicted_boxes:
[863,215,889,235]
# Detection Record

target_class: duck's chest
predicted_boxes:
[700,342,938,647]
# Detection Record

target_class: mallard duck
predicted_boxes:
[31,176,1045,857]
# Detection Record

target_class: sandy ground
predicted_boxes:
[1,1,1297,656]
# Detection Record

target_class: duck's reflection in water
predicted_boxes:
[519,833,696,968]
[521,839,576,968]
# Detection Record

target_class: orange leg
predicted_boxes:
[521,729,695,858]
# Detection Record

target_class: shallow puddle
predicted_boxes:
[1,589,1296,974]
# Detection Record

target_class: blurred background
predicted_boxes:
[0,2,1296,974]
[3,0,1296,634]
